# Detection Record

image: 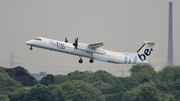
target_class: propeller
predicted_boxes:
[73,37,78,49]
[65,37,68,43]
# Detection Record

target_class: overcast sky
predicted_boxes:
[0,0,179,76]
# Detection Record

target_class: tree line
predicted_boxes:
[0,64,180,101]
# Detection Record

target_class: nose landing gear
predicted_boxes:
[30,46,33,50]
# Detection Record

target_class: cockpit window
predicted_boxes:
[34,38,42,41]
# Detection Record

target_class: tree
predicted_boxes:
[158,66,180,82]
[92,81,113,94]
[54,74,67,84]
[158,66,180,99]
[105,91,124,101]
[135,83,161,101]
[122,89,139,101]
[122,83,161,101]
[60,80,105,101]
[159,93,175,101]
[0,66,22,94]
[26,84,52,101]
[40,74,54,85]
[130,64,154,73]
[122,77,139,90]
[88,70,122,86]
[130,65,159,84]
[67,70,93,81]
[8,87,30,101]
[0,95,9,101]
[156,82,171,93]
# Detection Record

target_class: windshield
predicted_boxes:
[34,38,42,41]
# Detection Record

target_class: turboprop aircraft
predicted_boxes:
[25,37,157,64]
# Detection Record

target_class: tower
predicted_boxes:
[167,2,173,66]
[9,52,15,68]
[9,52,19,68]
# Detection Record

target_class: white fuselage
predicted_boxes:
[26,37,149,64]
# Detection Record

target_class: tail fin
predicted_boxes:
[137,41,158,62]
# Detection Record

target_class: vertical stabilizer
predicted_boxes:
[137,41,157,62]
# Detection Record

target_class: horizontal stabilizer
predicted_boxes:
[143,41,158,45]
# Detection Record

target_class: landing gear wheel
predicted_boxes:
[30,46,33,50]
[89,59,94,63]
[79,59,83,63]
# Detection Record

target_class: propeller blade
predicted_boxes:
[73,37,78,49]
[65,37,68,43]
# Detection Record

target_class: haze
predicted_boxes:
[0,0,180,76]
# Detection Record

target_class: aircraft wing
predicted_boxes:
[88,42,105,50]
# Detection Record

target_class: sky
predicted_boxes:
[0,0,180,77]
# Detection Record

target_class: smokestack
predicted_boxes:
[167,2,173,66]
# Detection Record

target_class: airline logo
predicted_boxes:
[138,48,153,61]
[50,40,65,49]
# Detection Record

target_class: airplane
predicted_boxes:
[25,37,157,64]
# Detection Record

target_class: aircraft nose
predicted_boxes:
[25,40,33,45]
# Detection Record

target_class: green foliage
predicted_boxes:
[130,64,159,84]
[0,94,10,101]
[88,70,122,86]
[0,66,22,94]
[66,70,123,94]
[27,84,53,101]
[6,69,16,79]
[122,87,140,101]
[8,87,30,101]
[158,66,180,99]
[60,80,105,101]
[160,93,175,101]
[177,97,180,101]
[40,74,54,85]
[122,83,161,101]
[159,66,180,82]
[92,81,113,94]
[105,91,124,101]
[54,74,67,84]
[67,70,93,81]
[122,77,139,90]
[1,65,180,100]
[135,83,161,101]
[130,64,154,73]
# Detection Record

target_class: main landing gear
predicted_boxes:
[79,57,83,63]
[89,54,94,63]
[78,57,94,64]
[30,46,33,50]
[89,59,94,63]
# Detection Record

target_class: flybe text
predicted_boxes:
[50,40,65,49]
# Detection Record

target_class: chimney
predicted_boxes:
[167,2,173,66]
